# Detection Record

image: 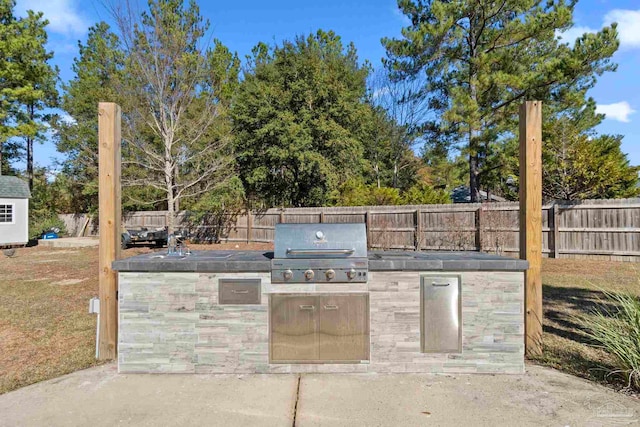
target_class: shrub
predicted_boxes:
[401,182,451,204]
[579,290,640,391]
[367,187,401,205]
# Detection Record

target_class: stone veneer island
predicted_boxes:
[113,251,528,374]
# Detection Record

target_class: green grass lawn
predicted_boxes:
[1,246,638,394]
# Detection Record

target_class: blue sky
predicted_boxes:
[13,0,640,169]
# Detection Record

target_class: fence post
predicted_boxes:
[415,209,422,251]
[247,210,252,243]
[551,204,560,258]
[365,210,371,248]
[320,211,325,223]
[475,206,483,252]
[279,210,285,223]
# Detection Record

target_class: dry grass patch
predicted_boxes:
[535,258,640,392]
[0,242,270,394]
[2,244,638,394]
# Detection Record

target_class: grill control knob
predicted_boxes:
[347,269,357,280]
[283,269,293,280]
[325,269,335,280]
[304,269,314,281]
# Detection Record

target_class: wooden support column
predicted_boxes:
[246,210,253,243]
[519,101,543,358]
[98,102,122,360]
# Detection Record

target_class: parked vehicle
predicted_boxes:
[121,227,168,249]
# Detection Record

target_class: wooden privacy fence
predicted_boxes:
[59,197,640,261]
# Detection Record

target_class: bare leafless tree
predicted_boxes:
[108,0,233,232]
[368,71,431,188]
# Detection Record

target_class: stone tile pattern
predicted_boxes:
[118,271,524,374]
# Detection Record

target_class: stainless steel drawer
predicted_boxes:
[421,275,461,353]
[218,279,262,305]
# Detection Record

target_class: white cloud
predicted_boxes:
[16,0,89,37]
[557,9,640,50]
[596,101,636,123]
[604,9,640,50]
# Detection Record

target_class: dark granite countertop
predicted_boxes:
[112,250,528,272]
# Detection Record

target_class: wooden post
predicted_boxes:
[246,210,252,243]
[551,204,560,259]
[519,101,543,358]
[414,210,422,251]
[365,211,371,248]
[279,211,285,223]
[98,102,121,360]
[320,211,325,223]
[475,206,483,252]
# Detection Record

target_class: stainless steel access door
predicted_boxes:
[421,275,462,353]
[270,295,319,362]
[318,294,369,362]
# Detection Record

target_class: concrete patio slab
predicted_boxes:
[297,365,640,426]
[0,363,639,427]
[0,364,297,427]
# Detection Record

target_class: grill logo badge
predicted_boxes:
[314,230,327,244]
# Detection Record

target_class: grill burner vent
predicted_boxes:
[271,223,368,283]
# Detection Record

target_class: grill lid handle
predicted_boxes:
[286,248,355,255]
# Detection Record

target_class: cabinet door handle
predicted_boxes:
[299,305,315,310]
[323,305,339,310]
[432,282,451,287]
[231,290,249,294]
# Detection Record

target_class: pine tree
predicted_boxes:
[383,0,619,202]
[540,101,637,200]
[55,22,123,213]
[9,7,58,189]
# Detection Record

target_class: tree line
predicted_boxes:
[0,0,638,234]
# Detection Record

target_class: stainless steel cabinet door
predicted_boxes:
[270,295,318,362]
[421,275,462,353]
[319,294,370,362]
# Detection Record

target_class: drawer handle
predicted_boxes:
[231,290,249,294]
[299,305,315,310]
[323,305,339,310]
[432,282,451,287]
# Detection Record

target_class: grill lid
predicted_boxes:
[273,223,367,259]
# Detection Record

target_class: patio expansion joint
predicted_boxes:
[292,374,302,427]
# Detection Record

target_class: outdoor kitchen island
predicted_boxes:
[113,224,528,375]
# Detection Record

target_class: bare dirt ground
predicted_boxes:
[0,244,638,396]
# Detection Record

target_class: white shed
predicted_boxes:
[0,176,31,246]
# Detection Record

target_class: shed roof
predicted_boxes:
[0,176,31,199]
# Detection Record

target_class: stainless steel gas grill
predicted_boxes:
[271,223,368,283]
